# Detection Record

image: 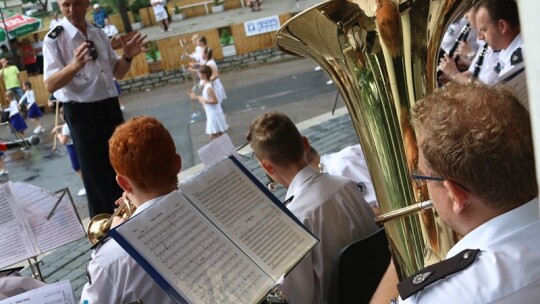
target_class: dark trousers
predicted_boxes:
[63,98,124,217]
[36,55,44,74]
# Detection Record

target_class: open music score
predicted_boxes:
[0,280,75,304]
[110,156,318,304]
[0,182,85,269]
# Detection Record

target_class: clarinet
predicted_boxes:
[448,23,470,57]
[472,43,488,78]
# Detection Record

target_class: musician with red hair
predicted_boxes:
[80,116,180,304]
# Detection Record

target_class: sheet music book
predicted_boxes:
[0,280,75,304]
[197,133,242,167]
[0,182,86,269]
[499,63,528,110]
[110,156,318,304]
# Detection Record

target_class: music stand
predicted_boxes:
[1,186,84,282]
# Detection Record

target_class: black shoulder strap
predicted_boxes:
[397,248,480,300]
[47,25,64,39]
[510,47,523,66]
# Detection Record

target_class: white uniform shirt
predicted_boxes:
[399,198,540,304]
[31,40,43,56]
[281,166,379,304]
[102,24,118,38]
[80,195,176,304]
[19,90,36,107]
[6,99,19,117]
[43,18,120,103]
[49,18,61,30]
[61,124,73,145]
[190,45,204,62]
[319,144,377,207]
[498,33,524,78]
[467,45,500,85]
[440,17,478,54]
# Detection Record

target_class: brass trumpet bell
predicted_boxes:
[87,199,135,245]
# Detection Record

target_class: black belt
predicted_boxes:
[68,97,117,104]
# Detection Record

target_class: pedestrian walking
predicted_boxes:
[188,65,228,139]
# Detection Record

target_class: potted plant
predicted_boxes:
[145,41,163,73]
[212,0,225,13]
[172,5,185,21]
[219,28,236,57]
[131,12,143,30]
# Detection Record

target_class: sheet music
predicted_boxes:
[114,191,274,304]
[10,183,86,253]
[0,280,75,304]
[197,133,242,167]
[499,63,528,110]
[0,183,37,269]
[180,157,318,280]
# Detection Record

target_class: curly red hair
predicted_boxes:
[109,116,179,192]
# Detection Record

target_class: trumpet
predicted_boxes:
[87,198,136,245]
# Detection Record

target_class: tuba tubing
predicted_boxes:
[375,200,433,224]
[276,0,476,279]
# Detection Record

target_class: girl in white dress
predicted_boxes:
[203,47,227,103]
[188,65,228,139]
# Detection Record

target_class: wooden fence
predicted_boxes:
[9,11,292,104]
[123,13,291,79]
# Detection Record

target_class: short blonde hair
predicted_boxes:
[247,112,304,166]
[412,82,536,208]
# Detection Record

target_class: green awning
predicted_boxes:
[0,10,41,41]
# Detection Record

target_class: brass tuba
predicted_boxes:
[276,0,475,278]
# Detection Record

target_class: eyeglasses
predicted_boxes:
[411,171,470,193]
[86,40,98,61]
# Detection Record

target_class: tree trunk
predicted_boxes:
[117,0,133,33]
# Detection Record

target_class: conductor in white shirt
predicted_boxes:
[80,116,181,304]
[247,111,379,304]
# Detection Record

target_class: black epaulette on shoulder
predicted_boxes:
[511,47,523,66]
[397,248,480,300]
[47,25,64,39]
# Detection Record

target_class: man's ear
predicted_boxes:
[116,174,132,193]
[301,136,309,153]
[498,19,508,34]
[443,180,469,214]
[259,159,274,175]
[175,154,182,174]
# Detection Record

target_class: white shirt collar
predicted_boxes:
[498,33,522,69]
[447,197,539,258]
[60,18,101,40]
[131,193,172,217]
[285,166,318,201]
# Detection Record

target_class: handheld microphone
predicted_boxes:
[0,135,40,151]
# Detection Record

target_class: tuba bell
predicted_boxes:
[276,0,476,278]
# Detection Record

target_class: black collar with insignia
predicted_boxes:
[397,248,480,300]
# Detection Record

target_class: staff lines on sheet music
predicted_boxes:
[0,191,14,224]
[239,208,305,269]
[191,170,259,228]
[162,225,214,272]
